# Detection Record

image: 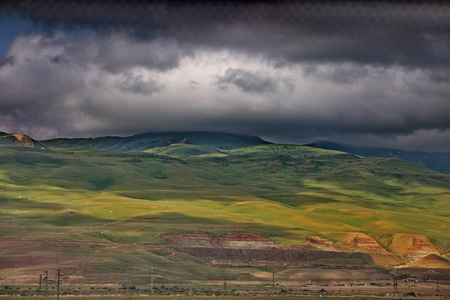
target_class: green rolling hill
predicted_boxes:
[0,144,448,246]
[0,132,449,284]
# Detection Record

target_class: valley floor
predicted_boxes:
[0,281,449,299]
[0,237,449,299]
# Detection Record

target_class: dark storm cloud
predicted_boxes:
[303,64,370,85]
[116,72,162,96]
[3,1,450,69]
[92,35,185,73]
[1,1,450,151]
[217,68,278,94]
[0,55,14,67]
[428,70,450,83]
[197,98,450,140]
[48,55,64,64]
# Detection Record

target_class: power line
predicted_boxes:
[56,268,64,300]
[150,266,154,294]
[43,270,48,300]
[272,272,275,287]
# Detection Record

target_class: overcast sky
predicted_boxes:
[1,1,450,152]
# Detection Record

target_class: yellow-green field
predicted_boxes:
[0,145,449,284]
[1,146,448,244]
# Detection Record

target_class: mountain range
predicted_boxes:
[306,140,450,174]
[2,131,449,173]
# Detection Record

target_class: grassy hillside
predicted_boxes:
[40,131,269,152]
[0,134,16,146]
[0,146,448,248]
[145,143,227,157]
[225,144,343,157]
[307,140,450,174]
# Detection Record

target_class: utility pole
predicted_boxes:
[56,268,64,300]
[39,274,42,290]
[436,276,439,292]
[272,272,275,287]
[393,279,398,295]
[43,271,48,300]
[150,266,154,294]
[223,276,227,293]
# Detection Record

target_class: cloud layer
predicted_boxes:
[1,1,450,151]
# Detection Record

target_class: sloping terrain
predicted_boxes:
[0,139,449,284]
[40,131,269,152]
[162,230,374,267]
[145,143,227,157]
[307,140,450,173]
[406,254,450,268]
[390,234,439,258]
[0,133,47,149]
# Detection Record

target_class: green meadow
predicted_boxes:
[0,145,448,246]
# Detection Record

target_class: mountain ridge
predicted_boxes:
[1,130,449,173]
[40,131,270,152]
[306,140,450,174]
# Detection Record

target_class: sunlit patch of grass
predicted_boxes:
[0,146,448,248]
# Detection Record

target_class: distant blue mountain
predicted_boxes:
[305,141,450,174]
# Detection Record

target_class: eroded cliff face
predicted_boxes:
[390,234,438,257]
[161,231,279,249]
[162,230,373,267]
[161,231,449,269]
[306,236,343,252]
[387,234,449,268]
[341,233,390,254]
